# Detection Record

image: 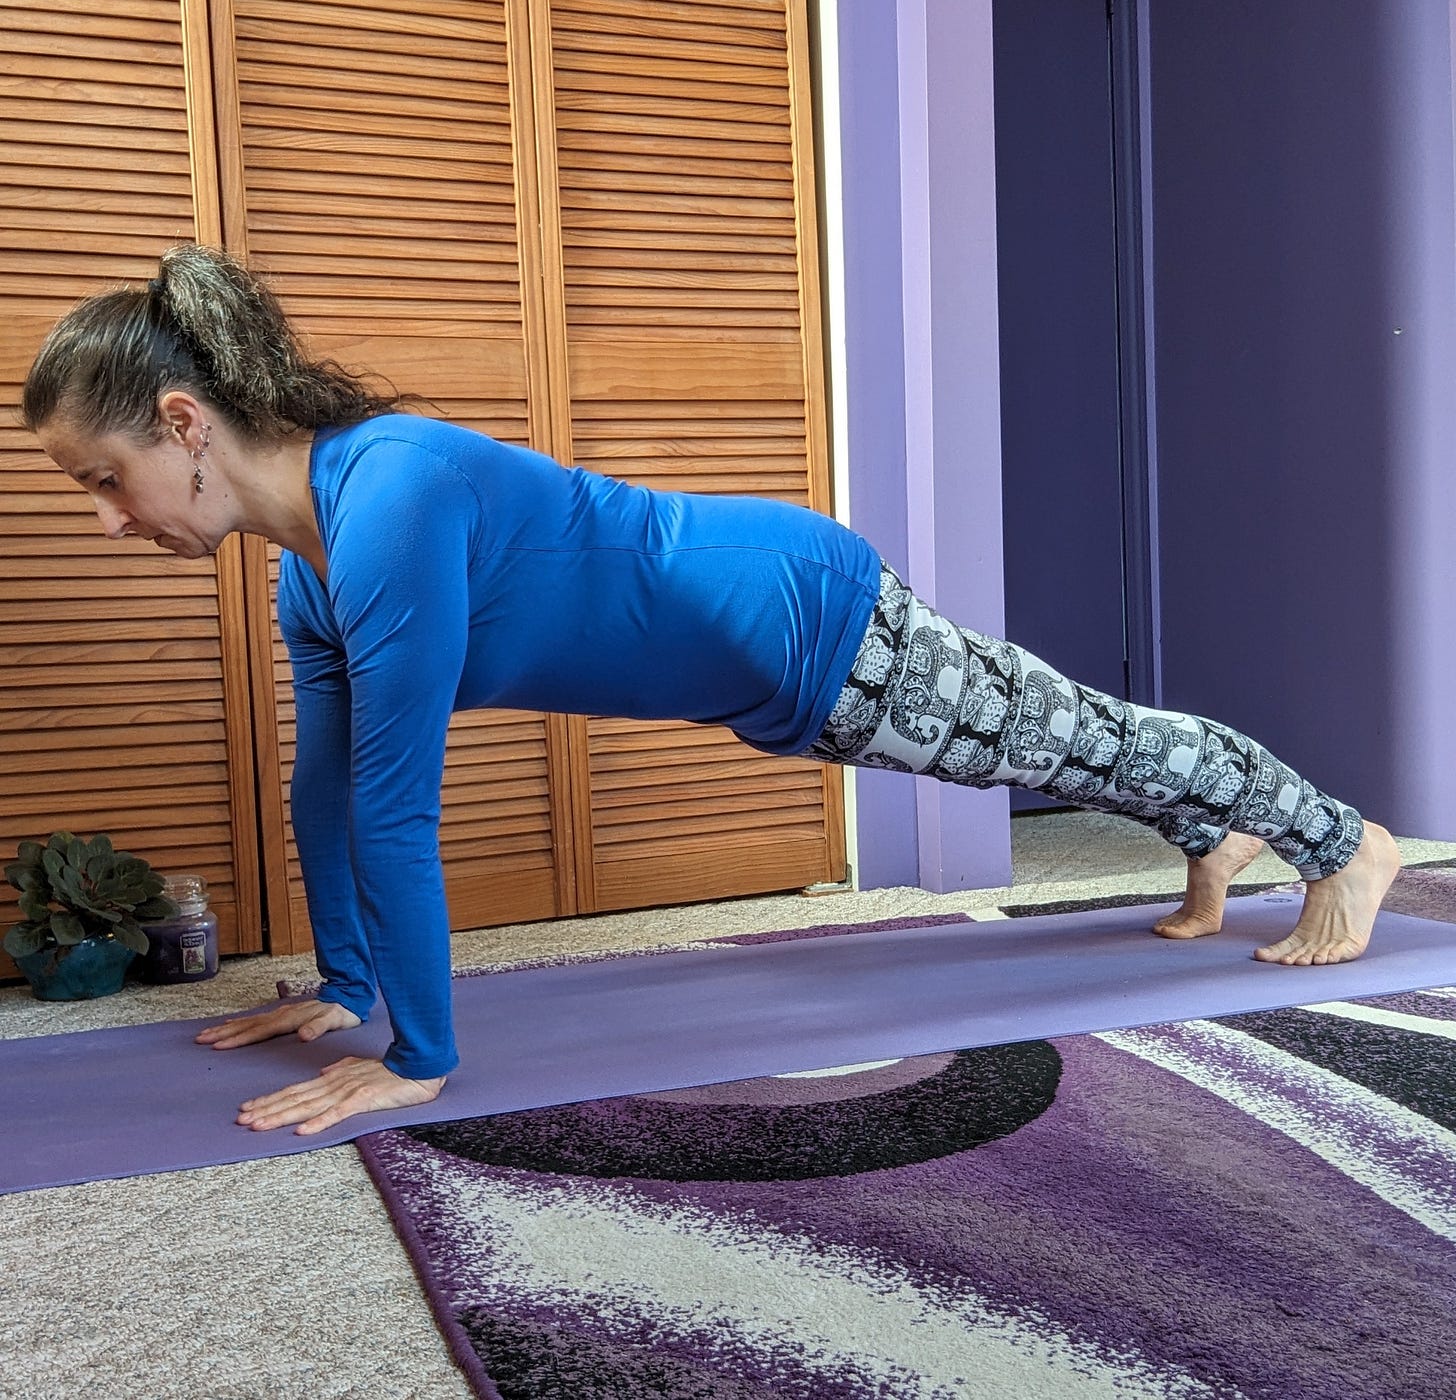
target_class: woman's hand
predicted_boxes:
[195,997,362,1049]
[236,1057,446,1135]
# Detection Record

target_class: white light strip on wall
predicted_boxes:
[812,0,858,889]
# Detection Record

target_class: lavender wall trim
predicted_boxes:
[837,0,1012,892]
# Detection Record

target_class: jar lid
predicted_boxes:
[161,873,208,913]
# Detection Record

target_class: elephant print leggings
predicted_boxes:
[802,562,1365,881]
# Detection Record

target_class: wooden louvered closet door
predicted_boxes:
[2,0,843,976]
[214,0,842,948]
[212,0,574,949]
[529,0,847,910]
[0,0,262,970]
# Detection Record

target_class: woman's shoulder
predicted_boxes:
[318,413,482,458]
[316,414,555,484]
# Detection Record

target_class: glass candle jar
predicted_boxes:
[139,873,220,984]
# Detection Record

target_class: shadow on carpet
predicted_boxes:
[359,872,1456,1400]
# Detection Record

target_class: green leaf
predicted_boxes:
[135,895,179,921]
[90,834,114,859]
[16,840,43,865]
[47,831,73,854]
[51,912,86,945]
[3,922,48,958]
[66,837,87,870]
[114,921,149,955]
[18,888,48,920]
[42,849,65,881]
[85,854,109,882]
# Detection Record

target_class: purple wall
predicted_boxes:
[995,0,1127,707]
[1148,0,1456,839]
[836,1,1013,891]
[832,0,1456,893]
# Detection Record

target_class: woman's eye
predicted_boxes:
[97,476,118,491]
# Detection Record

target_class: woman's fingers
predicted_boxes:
[195,1002,305,1047]
[195,998,360,1049]
[236,1056,446,1136]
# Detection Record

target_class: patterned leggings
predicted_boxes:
[803,562,1365,880]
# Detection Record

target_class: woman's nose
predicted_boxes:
[95,499,133,539]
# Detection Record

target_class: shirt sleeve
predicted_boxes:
[283,608,378,1024]
[315,444,480,1078]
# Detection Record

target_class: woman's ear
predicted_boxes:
[157,389,207,448]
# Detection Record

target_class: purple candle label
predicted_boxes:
[182,932,207,975]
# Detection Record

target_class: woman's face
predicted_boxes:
[36,416,223,560]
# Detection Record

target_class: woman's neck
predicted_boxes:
[224,430,325,576]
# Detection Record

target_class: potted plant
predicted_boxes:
[4,831,177,1000]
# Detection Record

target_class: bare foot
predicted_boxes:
[1152,832,1266,939]
[195,998,362,1050]
[1254,822,1402,965]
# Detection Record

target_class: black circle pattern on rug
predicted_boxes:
[403,1042,1063,1182]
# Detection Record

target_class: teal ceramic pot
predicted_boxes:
[15,937,137,1000]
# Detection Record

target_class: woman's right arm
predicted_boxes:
[197,578,379,1052]
[287,633,379,1022]
[278,561,378,1024]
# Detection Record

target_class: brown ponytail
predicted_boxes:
[22,243,409,443]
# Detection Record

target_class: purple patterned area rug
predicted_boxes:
[357,882,1456,1400]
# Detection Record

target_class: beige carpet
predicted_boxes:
[2,812,1452,1400]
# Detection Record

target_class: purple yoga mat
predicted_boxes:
[4,893,1455,1194]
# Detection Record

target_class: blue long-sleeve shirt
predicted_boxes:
[276,416,880,1077]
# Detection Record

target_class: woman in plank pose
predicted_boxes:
[21,245,1401,1135]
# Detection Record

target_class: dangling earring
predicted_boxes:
[192,424,211,494]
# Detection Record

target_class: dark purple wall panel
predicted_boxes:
[1148,0,1456,838]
